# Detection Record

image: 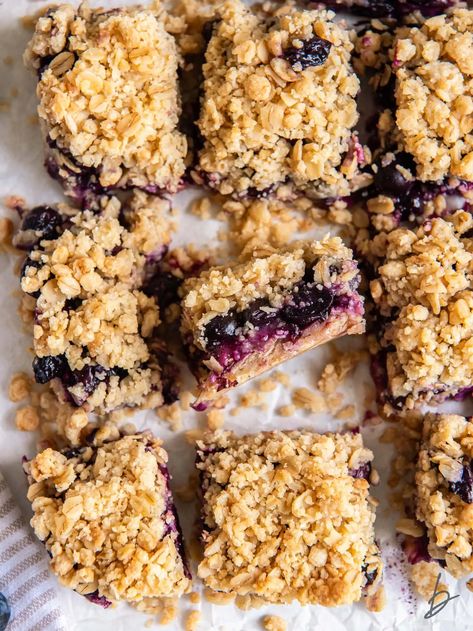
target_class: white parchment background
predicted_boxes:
[1,1,473,629]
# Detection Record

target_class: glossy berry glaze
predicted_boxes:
[186,266,363,398]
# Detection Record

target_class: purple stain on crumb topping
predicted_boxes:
[283,36,332,70]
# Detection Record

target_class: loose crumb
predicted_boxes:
[15,406,39,431]
[8,372,31,402]
[207,409,224,431]
[292,387,327,413]
[0,217,13,248]
[185,610,200,631]
[278,404,296,417]
[203,588,235,605]
[189,591,200,604]
[336,404,356,420]
[156,402,182,431]
[262,615,286,631]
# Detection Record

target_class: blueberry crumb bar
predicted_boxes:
[368,210,473,414]
[24,430,191,606]
[195,0,367,199]
[196,430,383,607]
[15,193,178,415]
[180,237,364,406]
[24,3,187,201]
[415,413,473,577]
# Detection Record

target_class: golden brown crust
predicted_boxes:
[197,0,364,198]
[24,432,191,604]
[393,9,473,182]
[25,3,187,192]
[196,430,382,607]
[416,413,473,578]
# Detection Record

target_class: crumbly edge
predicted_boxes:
[180,236,357,333]
[24,3,187,191]
[24,431,191,603]
[415,413,473,578]
[195,429,382,607]
[368,210,473,405]
[17,193,173,414]
[197,0,363,197]
[393,9,473,182]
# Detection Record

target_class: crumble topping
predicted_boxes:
[369,212,473,404]
[197,0,363,198]
[24,433,191,603]
[416,414,473,577]
[181,236,357,331]
[196,430,382,607]
[24,3,187,192]
[17,194,174,414]
[393,9,473,181]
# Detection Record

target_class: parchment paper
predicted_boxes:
[1,1,472,629]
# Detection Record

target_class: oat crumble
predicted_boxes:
[416,413,473,578]
[393,10,473,182]
[16,194,177,415]
[369,211,473,410]
[196,0,366,198]
[24,3,187,197]
[196,430,382,607]
[24,431,191,604]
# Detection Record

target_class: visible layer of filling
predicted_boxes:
[185,269,362,389]
[326,0,457,18]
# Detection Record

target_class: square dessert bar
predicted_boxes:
[196,430,383,607]
[415,414,473,577]
[24,4,187,201]
[24,430,191,606]
[15,193,178,418]
[368,210,473,414]
[180,236,364,406]
[196,0,367,199]
[363,9,473,195]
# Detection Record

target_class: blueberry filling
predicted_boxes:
[14,205,62,250]
[326,0,455,18]
[143,270,183,312]
[33,354,68,385]
[188,269,361,391]
[349,461,372,480]
[449,462,473,504]
[33,354,113,406]
[283,36,332,70]
[85,591,112,608]
[373,153,415,198]
[402,534,431,565]
[362,563,378,587]
[0,592,11,631]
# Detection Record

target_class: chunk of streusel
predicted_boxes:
[196,430,383,606]
[24,431,191,605]
[195,0,367,199]
[24,3,187,201]
[368,210,473,413]
[15,193,178,414]
[180,236,364,406]
[416,413,473,578]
